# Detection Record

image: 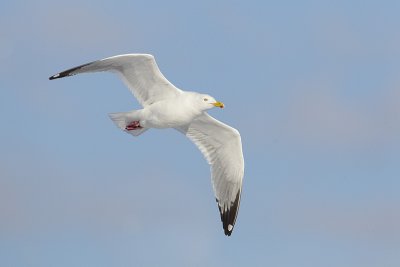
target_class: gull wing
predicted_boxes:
[176,113,244,236]
[49,54,182,106]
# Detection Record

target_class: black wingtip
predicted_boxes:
[217,190,242,236]
[49,62,93,81]
[49,74,60,80]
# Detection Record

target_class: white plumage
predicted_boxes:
[50,54,244,236]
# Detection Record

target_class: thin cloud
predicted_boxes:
[280,83,400,149]
[0,3,134,56]
[276,194,400,244]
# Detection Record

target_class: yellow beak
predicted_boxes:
[212,101,225,108]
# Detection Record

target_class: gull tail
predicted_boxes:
[109,111,148,137]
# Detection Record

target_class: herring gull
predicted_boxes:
[49,54,244,236]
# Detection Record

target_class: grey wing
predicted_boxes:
[49,54,182,106]
[176,113,244,236]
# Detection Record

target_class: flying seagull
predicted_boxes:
[49,54,244,236]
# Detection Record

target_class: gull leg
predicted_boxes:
[125,120,143,131]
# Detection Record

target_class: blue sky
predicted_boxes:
[1,1,400,266]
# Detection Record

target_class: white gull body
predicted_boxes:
[49,54,244,236]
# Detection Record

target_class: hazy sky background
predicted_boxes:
[1,1,400,266]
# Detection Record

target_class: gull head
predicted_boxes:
[198,94,224,110]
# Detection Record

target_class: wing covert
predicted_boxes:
[176,113,244,236]
[49,54,182,106]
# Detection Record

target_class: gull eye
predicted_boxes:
[203,98,208,101]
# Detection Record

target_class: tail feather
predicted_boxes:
[109,112,127,130]
[109,111,148,137]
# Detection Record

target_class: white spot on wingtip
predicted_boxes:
[53,73,60,78]
[228,224,233,231]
